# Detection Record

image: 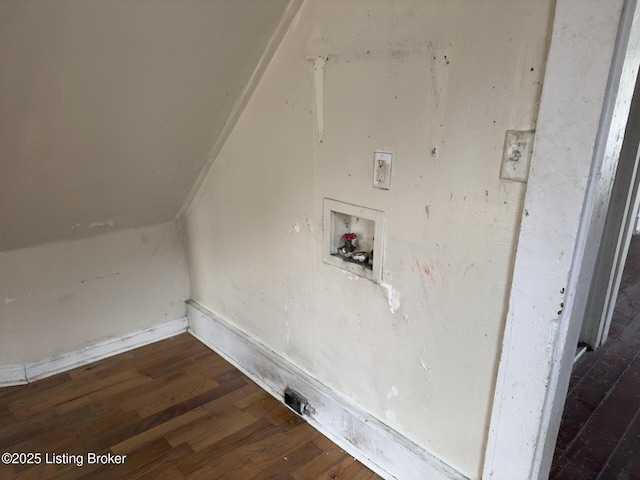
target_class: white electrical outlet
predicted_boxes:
[373,151,392,189]
[500,130,534,183]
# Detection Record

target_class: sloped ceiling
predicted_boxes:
[0,0,294,251]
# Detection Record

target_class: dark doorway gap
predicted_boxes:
[551,234,640,479]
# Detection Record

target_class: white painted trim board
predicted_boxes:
[483,0,640,478]
[0,365,27,387]
[0,316,187,386]
[186,300,468,480]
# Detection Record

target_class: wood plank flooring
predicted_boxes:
[551,235,640,479]
[0,334,382,480]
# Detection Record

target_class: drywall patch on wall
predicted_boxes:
[0,223,190,365]
[380,282,401,313]
[308,56,326,143]
[89,220,115,228]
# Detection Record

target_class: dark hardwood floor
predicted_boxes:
[0,334,382,480]
[551,235,640,479]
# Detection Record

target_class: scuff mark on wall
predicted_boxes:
[57,293,74,304]
[380,282,401,313]
[419,357,431,374]
[4,297,17,304]
[463,263,475,277]
[416,259,435,284]
[418,260,431,276]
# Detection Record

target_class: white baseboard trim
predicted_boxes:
[0,365,27,387]
[186,301,468,480]
[0,316,188,387]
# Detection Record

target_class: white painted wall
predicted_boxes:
[184,0,555,477]
[0,223,189,365]
[0,0,293,251]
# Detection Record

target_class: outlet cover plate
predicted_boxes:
[373,151,392,189]
[500,130,534,183]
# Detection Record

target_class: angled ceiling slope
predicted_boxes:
[0,0,299,252]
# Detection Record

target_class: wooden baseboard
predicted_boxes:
[186,300,467,480]
[0,317,188,386]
